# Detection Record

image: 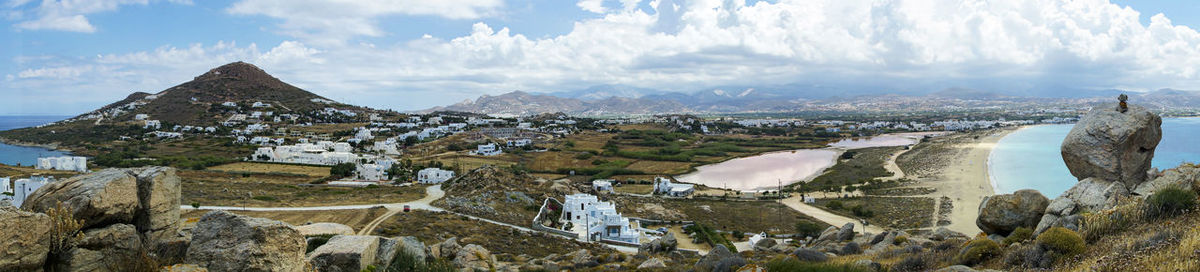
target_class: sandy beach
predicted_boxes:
[897,128,1018,235]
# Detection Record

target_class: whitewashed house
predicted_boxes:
[134,114,150,120]
[473,143,502,156]
[252,101,271,108]
[355,163,388,181]
[36,156,87,172]
[506,139,532,147]
[654,177,694,197]
[222,101,238,107]
[592,179,614,193]
[143,120,161,129]
[417,168,455,184]
[560,194,641,244]
[11,176,53,208]
[355,128,374,141]
[252,143,359,165]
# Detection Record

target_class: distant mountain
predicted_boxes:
[421,91,688,116]
[550,84,669,100]
[927,87,1006,100]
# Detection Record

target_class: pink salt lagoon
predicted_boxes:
[676,132,948,191]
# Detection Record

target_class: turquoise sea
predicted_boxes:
[989,118,1200,198]
[0,116,72,166]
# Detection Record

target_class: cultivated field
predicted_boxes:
[179,170,427,207]
[206,162,331,177]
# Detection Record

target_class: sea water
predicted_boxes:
[0,116,72,166]
[989,118,1200,198]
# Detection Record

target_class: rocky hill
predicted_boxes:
[434,166,579,227]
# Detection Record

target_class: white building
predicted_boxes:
[36,156,87,172]
[11,176,53,208]
[473,143,502,156]
[417,168,455,184]
[654,177,694,197]
[134,114,150,120]
[592,179,614,193]
[144,120,161,129]
[355,163,388,181]
[222,101,238,107]
[251,143,359,166]
[252,101,272,108]
[560,194,641,244]
[506,139,532,147]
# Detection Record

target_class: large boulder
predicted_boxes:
[454,244,496,272]
[836,222,856,241]
[0,206,51,271]
[976,189,1049,235]
[132,167,181,241]
[929,227,967,241]
[1060,178,1129,213]
[638,258,667,269]
[383,236,426,270]
[22,168,139,229]
[431,237,461,259]
[185,211,306,272]
[294,223,354,236]
[752,236,778,251]
[307,235,380,272]
[53,223,145,272]
[1135,165,1200,196]
[1061,103,1162,188]
[695,245,744,272]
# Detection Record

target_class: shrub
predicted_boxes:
[1081,198,1145,242]
[792,248,829,262]
[840,242,862,255]
[1003,243,1054,269]
[893,235,909,245]
[1145,187,1197,218]
[731,231,745,240]
[957,238,1001,265]
[764,257,873,272]
[826,200,844,210]
[190,202,200,209]
[795,221,825,238]
[47,201,85,257]
[892,255,931,272]
[1003,227,1033,246]
[574,152,593,160]
[850,204,874,217]
[387,246,457,272]
[1036,227,1085,257]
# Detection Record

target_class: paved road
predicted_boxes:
[779,195,885,234]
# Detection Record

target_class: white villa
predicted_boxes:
[561,194,641,244]
[222,101,238,107]
[134,114,150,120]
[506,139,532,147]
[473,143,502,156]
[252,101,272,108]
[5,176,54,208]
[417,168,455,184]
[592,179,614,193]
[355,163,388,181]
[36,156,87,172]
[144,120,161,129]
[654,177,695,197]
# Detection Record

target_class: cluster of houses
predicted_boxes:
[251,141,358,166]
[417,168,455,184]
[1,176,55,207]
[36,156,87,172]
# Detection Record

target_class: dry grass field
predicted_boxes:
[0,164,80,179]
[179,170,427,207]
[613,184,654,194]
[206,162,331,177]
[372,210,615,258]
[181,207,388,232]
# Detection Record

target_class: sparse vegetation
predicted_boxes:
[1036,227,1085,257]
[1003,227,1033,246]
[957,238,1000,265]
[1145,186,1196,218]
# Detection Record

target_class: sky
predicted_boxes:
[3,0,1200,115]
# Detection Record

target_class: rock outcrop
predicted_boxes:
[0,206,51,271]
[185,211,306,272]
[431,237,462,260]
[133,167,181,241]
[1061,103,1162,188]
[53,223,144,272]
[695,245,745,272]
[454,244,496,272]
[22,168,139,229]
[638,257,667,269]
[1135,164,1200,196]
[307,235,380,272]
[294,222,355,236]
[976,189,1048,235]
[836,222,856,241]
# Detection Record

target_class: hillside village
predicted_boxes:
[2,62,1198,272]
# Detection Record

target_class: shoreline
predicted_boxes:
[0,137,74,154]
[930,127,1019,235]
[985,124,1047,194]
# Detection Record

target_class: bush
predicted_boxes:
[892,255,931,272]
[893,235,909,245]
[1003,227,1033,246]
[850,204,874,217]
[957,238,1001,265]
[47,202,85,258]
[1145,187,1197,218]
[1081,198,1145,242]
[795,221,825,238]
[764,257,873,272]
[731,231,745,240]
[792,248,829,262]
[574,152,593,160]
[1003,243,1055,269]
[329,162,356,178]
[826,200,844,210]
[1036,227,1085,257]
[190,202,200,209]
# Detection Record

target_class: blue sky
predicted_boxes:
[3,0,1200,115]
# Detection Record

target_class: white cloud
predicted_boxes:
[6,0,191,32]
[226,0,505,45]
[577,0,606,13]
[8,0,1200,114]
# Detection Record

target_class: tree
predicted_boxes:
[330,162,356,178]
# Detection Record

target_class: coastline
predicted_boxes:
[929,127,1018,235]
[0,137,73,153]
[985,124,1047,194]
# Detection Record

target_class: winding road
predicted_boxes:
[779,195,886,234]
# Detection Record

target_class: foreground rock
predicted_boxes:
[53,224,144,272]
[1061,102,1161,188]
[132,167,182,241]
[0,206,51,271]
[454,244,496,272]
[695,245,746,272]
[294,222,354,236]
[307,235,380,272]
[22,168,139,229]
[1135,165,1200,196]
[185,211,306,272]
[977,189,1048,235]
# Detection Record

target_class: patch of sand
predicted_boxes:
[919,128,1016,235]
